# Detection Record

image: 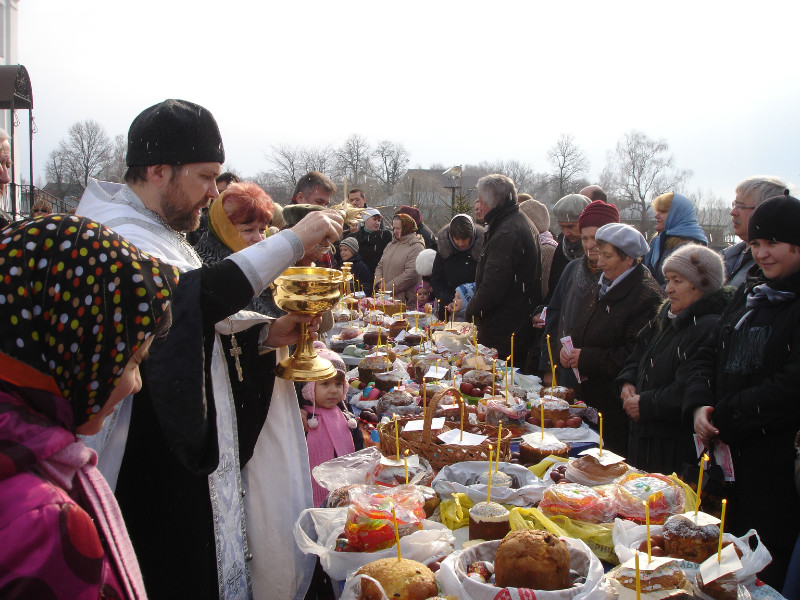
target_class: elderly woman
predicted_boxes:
[616,245,732,474]
[374,212,425,305]
[563,222,664,455]
[0,215,177,598]
[644,192,708,286]
[430,213,484,319]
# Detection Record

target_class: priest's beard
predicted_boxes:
[160,175,203,233]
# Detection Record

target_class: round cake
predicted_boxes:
[376,390,417,417]
[410,354,450,384]
[363,328,389,347]
[476,470,514,488]
[389,319,410,338]
[564,454,628,486]
[368,460,433,487]
[609,561,689,595]
[403,333,422,346]
[539,482,613,524]
[531,396,570,423]
[374,371,401,392]
[468,501,510,541]
[462,368,496,388]
[615,472,686,524]
[355,558,437,600]
[358,355,392,383]
[519,437,570,465]
[542,385,574,403]
[663,513,720,563]
[494,529,570,590]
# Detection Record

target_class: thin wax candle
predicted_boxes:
[717,499,727,562]
[696,454,709,515]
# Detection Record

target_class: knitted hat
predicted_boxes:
[340,237,359,254]
[662,244,725,294]
[748,193,800,246]
[456,282,476,305]
[394,213,417,236]
[415,249,436,277]
[362,208,381,221]
[519,199,550,233]
[396,205,423,224]
[553,194,591,223]
[578,199,620,231]
[314,345,347,377]
[127,99,225,166]
[595,223,649,259]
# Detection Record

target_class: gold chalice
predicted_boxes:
[274,266,346,381]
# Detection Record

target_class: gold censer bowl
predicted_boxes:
[273,266,346,381]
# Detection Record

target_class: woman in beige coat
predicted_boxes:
[374,213,425,305]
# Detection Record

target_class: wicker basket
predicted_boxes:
[377,387,512,472]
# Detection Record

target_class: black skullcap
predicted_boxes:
[748,193,800,246]
[126,99,225,166]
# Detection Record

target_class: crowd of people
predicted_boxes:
[0,99,799,598]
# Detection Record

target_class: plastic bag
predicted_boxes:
[613,472,687,524]
[439,492,475,530]
[485,398,529,436]
[345,485,425,551]
[312,446,384,493]
[436,536,606,600]
[431,323,477,353]
[509,506,617,564]
[612,519,772,587]
[432,461,547,507]
[539,483,616,524]
[293,506,455,581]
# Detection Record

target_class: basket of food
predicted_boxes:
[377,387,512,472]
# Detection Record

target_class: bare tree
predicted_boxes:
[547,134,589,199]
[693,188,733,248]
[336,134,372,185]
[372,140,409,195]
[99,134,127,183]
[300,146,336,177]
[601,130,692,231]
[267,144,303,189]
[58,120,114,189]
[45,149,69,198]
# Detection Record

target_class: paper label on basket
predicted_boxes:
[424,366,449,380]
[560,336,587,382]
[403,418,445,432]
[681,511,721,526]
[394,330,407,342]
[699,544,741,583]
[437,429,487,445]
[579,447,625,465]
[521,432,562,447]
[620,552,676,572]
[379,454,420,468]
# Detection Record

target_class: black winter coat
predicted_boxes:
[344,227,392,294]
[430,222,485,320]
[465,200,542,362]
[571,263,664,455]
[616,287,733,474]
[417,222,438,251]
[548,233,582,304]
[683,267,800,588]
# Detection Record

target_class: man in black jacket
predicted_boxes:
[465,174,542,367]
[344,207,391,295]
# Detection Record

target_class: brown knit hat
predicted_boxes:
[578,200,620,231]
[662,244,725,294]
[519,199,550,233]
[394,213,418,236]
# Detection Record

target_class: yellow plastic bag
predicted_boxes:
[510,506,617,563]
[667,471,698,513]
[527,455,569,479]
[438,492,474,530]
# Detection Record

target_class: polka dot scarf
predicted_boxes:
[0,215,179,428]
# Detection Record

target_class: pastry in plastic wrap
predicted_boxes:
[565,454,628,486]
[608,561,690,596]
[376,390,418,417]
[354,557,437,600]
[615,472,686,524]
[662,513,720,563]
[468,501,510,540]
[325,484,373,508]
[485,398,528,437]
[493,529,570,590]
[344,486,426,551]
[410,354,450,384]
[367,457,434,488]
[539,482,614,524]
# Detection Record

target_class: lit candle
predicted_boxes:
[643,500,651,563]
[404,449,409,484]
[492,362,496,395]
[598,412,603,456]
[696,454,709,515]
[391,507,402,561]
[541,400,545,441]
[422,381,427,411]
[717,499,727,562]
[635,553,641,600]
[496,421,503,472]
[546,334,557,390]
[510,334,514,385]
[414,311,419,331]
[460,397,464,442]
[394,414,400,460]
[487,444,493,502]
[505,355,510,399]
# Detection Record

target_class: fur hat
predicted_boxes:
[748,193,800,247]
[578,200,620,231]
[553,194,591,223]
[394,213,417,236]
[127,99,225,166]
[340,237,359,254]
[662,244,725,294]
[519,199,550,233]
[416,249,436,277]
[396,205,423,224]
[595,222,649,259]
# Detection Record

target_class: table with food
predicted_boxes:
[294,295,784,600]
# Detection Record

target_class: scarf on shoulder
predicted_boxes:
[562,235,583,260]
[734,283,796,330]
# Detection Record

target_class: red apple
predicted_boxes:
[566,416,582,428]
[543,418,554,428]
[460,382,474,395]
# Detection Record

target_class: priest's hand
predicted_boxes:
[290,210,344,254]
[265,313,323,348]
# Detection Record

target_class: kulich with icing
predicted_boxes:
[468,501,510,540]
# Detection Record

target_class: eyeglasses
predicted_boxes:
[731,201,755,211]
[32,209,48,214]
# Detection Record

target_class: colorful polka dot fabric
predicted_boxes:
[0,215,179,428]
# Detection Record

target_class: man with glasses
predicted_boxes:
[723,176,788,288]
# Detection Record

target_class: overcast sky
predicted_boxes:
[17,0,800,200]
